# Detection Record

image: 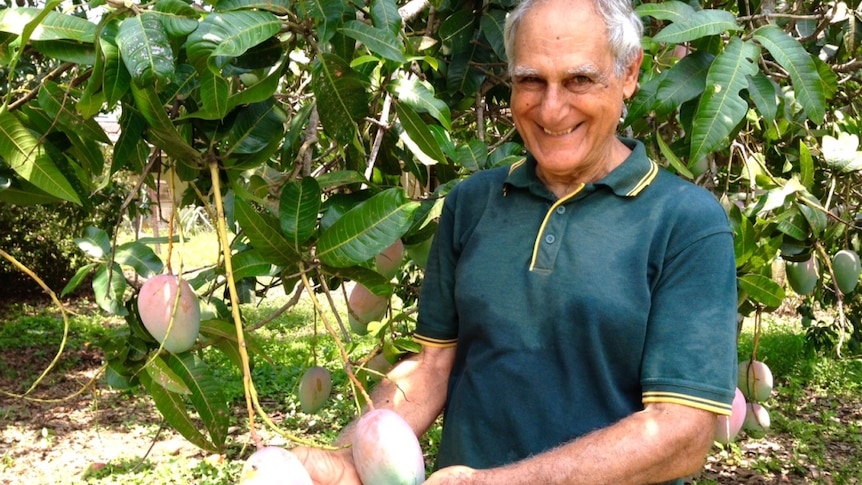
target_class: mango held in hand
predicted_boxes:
[832,249,861,294]
[239,446,312,485]
[715,387,746,444]
[352,409,425,485]
[297,366,332,414]
[138,274,201,353]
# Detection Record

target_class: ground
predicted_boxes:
[1,300,860,484]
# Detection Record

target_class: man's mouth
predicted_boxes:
[543,126,574,136]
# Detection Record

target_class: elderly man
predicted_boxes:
[296,0,738,483]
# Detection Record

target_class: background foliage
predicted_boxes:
[1,0,860,453]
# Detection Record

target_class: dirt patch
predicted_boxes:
[0,345,208,485]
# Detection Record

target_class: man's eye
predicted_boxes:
[516,76,544,86]
[569,76,593,87]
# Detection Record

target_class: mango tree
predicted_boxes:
[0,0,859,451]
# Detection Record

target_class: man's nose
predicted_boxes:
[539,84,570,125]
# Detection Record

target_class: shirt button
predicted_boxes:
[556,206,566,214]
[545,234,556,244]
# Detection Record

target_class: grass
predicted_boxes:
[2,275,861,483]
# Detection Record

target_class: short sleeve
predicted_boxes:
[640,201,738,415]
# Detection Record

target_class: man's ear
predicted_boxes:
[623,49,643,99]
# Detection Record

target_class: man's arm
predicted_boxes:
[294,345,455,485]
[426,402,715,485]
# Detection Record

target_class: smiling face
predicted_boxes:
[510,0,642,195]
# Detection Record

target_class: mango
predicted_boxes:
[352,409,425,485]
[715,387,746,444]
[785,256,819,295]
[737,359,773,402]
[375,240,404,278]
[743,403,771,438]
[832,249,861,294]
[297,366,332,414]
[239,446,312,485]
[347,284,388,335]
[137,274,201,353]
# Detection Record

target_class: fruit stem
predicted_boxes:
[208,160,263,450]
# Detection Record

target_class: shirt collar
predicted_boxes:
[504,137,659,198]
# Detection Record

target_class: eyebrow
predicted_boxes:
[511,64,609,84]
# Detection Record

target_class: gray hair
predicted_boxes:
[503,0,643,78]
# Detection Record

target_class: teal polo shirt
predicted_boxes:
[414,138,738,482]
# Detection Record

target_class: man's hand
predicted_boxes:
[292,446,362,485]
[425,465,482,485]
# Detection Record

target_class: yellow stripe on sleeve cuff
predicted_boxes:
[413,334,458,348]
[642,391,733,415]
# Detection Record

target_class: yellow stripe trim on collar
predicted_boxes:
[626,159,659,197]
[528,184,585,271]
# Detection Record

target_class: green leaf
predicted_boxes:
[74,226,112,259]
[656,52,712,108]
[453,140,488,172]
[635,1,695,22]
[653,9,740,44]
[799,140,814,190]
[234,196,301,266]
[729,204,755,267]
[215,0,291,14]
[370,0,401,34]
[317,188,419,268]
[230,250,276,280]
[224,99,287,158]
[340,20,406,63]
[737,273,785,309]
[117,12,175,88]
[186,11,280,73]
[115,241,164,278]
[753,25,826,125]
[112,105,148,173]
[396,102,448,166]
[61,263,97,297]
[139,371,219,453]
[129,84,202,163]
[38,81,110,145]
[656,132,693,179]
[312,53,370,146]
[439,9,474,53]
[690,37,760,163]
[145,355,192,395]
[199,319,271,363]
[746,72,778,124]
[391,77,451,131]
[153,0,200,37]
[92,263,128,316]
[166,353,230,450]
[197,69,231,120]
[31,39,97,64]
[773,207,808,241]
[480,9,507,62]
[100,22,132,109]
[226,55,287,112]
[0,110,81,205]
[797,193,827,236]
[279,177,322,248]
[0,7,96,41]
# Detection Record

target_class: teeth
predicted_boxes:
[543,127,573,136]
